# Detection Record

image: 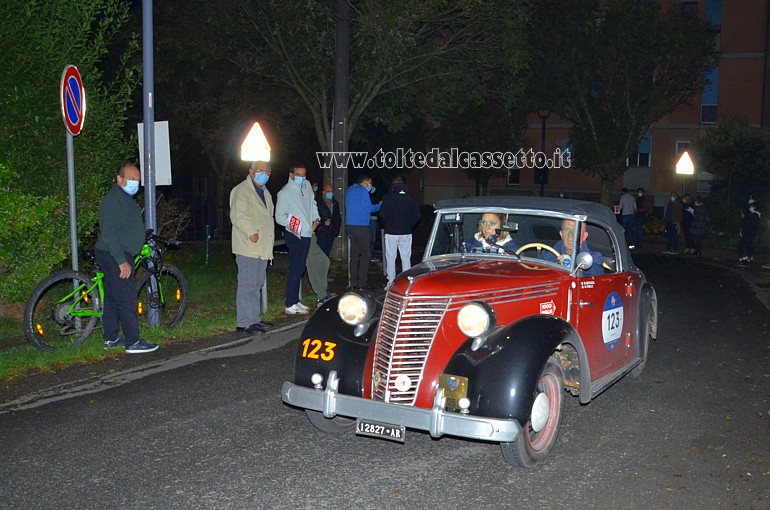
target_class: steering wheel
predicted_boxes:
[515,242,562,259]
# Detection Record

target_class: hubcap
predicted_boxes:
[530,392,550,432]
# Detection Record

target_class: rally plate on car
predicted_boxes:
[355,419,406,443]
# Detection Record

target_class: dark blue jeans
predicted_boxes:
[316,235,334,257]
[665,224,679,253]
[621,215,634,244]
[284,233,311,307]
[95,249,140,344]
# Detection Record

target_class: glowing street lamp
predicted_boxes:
[676,150,694,194]
[241,122,271,162]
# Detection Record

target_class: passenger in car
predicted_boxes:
[464,212,519,254]
[543,219,604,276]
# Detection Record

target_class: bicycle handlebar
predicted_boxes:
[145,229,182,251]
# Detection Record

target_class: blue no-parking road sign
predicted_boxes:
[60,65,86,136]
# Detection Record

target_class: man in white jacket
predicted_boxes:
[275,163,320,314]
[229,161,275,333]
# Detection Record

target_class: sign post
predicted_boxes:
[60,65,87,272]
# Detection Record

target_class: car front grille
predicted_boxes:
[371,282,559,406]
[372,294,449,405]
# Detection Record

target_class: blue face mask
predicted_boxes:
[253,172,269,186]
[293,176,306,187]
[123,179,140,196]
[368,185,376,194]
[325,192,334,200]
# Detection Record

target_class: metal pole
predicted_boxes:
[331,0,350,261]
[143,0,159,326]
[66,133,79,272]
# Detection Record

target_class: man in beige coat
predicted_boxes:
[230,161,275,334]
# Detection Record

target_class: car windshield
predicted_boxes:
[428,210,582,270]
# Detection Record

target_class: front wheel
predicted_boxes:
[23,270,101,352]
[135,263,188,328]
[501,356,565,468]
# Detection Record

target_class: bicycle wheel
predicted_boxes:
[136,263,188,328]
[23,270,101,352]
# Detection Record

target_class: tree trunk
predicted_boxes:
[599,177,615,206]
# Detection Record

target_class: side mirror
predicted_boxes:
[573,252,593,275]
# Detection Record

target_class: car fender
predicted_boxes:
[292,295,381,397]
[443,315,585,423]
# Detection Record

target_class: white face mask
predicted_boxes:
[670,196,676,202]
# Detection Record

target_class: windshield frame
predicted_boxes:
[425,206,588,272]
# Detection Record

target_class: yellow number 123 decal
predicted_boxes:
[301,338,337,361]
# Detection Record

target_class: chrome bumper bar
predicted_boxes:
[281,371,521,443]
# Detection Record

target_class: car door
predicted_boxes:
[574,223,638,380]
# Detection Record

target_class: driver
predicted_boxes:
[464,212,519,254]
[543,219,604,276]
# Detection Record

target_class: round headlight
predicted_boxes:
[338,292,370,325]
[457,301,495,338]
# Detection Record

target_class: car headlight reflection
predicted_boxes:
[457,301,495,338]
[338,292,372,326]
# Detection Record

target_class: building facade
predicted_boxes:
[421,0,770,211]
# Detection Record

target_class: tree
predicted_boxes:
[0,0,138,302]
[528,0,717,205]
[212,0,528,152]
[692,116,770,233]
[694,115,770,183]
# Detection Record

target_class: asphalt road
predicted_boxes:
[1,253,768,510]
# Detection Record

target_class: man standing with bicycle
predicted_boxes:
[94,162,158,353]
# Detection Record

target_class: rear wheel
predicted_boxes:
[630,306,653,378]
[501,356,564,468]
[305,410,356,433]
[23,271,100,352]
[136,263,188,327]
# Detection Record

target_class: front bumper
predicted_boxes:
[281,371,522,443]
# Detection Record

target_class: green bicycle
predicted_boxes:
[23,230,189,352]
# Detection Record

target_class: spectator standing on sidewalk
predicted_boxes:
[345,174,380,290]
[738,199,761,264]
[275,163,320,315]
[95,162,158,353]
[379,176,421,291]
[664,192,682,254]
[634,188,649,247]
[689,196,708,256]
[315,183,340,257]
[229,161,275,334]
[618,188,636,245]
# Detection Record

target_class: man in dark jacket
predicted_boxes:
[378,176,421,290]
[94,162,158,353]
[316,183,341,257]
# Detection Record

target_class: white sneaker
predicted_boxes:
[296,302,310,312]
[285,303,310,315]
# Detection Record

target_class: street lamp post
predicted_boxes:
[676,150,695,195]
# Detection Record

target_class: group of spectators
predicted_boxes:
[229,161,340,334]
[229,164,420,334]
[661,192,709,256]
[617,187,651,248]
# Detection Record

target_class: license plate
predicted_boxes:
[355,419,405,443]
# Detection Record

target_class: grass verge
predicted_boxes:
[0,241,330,381]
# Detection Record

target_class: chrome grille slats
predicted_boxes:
[372,294,449,404]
